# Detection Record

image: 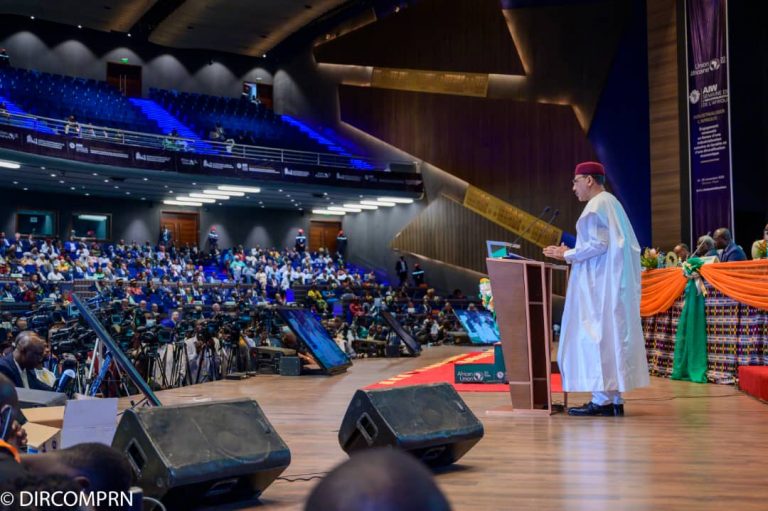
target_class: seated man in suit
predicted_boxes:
[0,331,53,390]
[713,227,747,262]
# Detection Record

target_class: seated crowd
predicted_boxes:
[0,230,377,304]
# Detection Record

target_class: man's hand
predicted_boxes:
[8,421,27,450]
[543,243,568,261]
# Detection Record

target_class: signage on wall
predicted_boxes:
[685,0,734,240]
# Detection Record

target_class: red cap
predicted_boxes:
[574,161,605,176]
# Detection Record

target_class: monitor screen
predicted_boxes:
[380,311,421,355]
[454,309,501,344]
[276,308,351,374]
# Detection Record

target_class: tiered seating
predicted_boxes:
[0,67,161,134]
[149,88,329,153]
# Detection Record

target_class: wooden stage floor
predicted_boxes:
[126,345,768,511]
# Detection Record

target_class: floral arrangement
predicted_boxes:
[640,248,660,270]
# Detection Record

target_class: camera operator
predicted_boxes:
[185,320,222,383]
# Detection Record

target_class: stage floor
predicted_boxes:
[121,345,768,511]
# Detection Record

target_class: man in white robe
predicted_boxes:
[544,161,649,416]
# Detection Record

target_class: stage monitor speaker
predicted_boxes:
[338,383,483,467]
[112,399,290,508]
[17,388,67,408]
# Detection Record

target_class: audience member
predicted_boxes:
[305,448,451,511]
[713,227,747,262]
[673,243,689,262]
[0,331,53,390]
[693,234,717,257]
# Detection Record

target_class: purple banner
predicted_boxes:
[686,0,733,239]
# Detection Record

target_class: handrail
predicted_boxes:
[0,110,400,171]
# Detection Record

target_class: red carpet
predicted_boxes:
[738,366,768,402]
[365,350,563,393]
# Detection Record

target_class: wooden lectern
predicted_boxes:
[485,258,565,415]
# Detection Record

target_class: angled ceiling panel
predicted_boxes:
[315,0,524,75]
[149,0,346,57]
[0,0,157,33]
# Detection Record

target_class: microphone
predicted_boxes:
[511,206,551,248]
[545,209,560,226]
[56,369,76,394]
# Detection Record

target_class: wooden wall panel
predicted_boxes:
[647,0,683,249]
[340,86,597,239]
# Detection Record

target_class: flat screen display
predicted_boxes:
[454,309,501,344]
[276,308,351,374]
[380,311,421,355]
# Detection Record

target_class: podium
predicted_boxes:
[485,258,566,415]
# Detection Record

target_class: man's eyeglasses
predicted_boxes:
[572,176,587,184]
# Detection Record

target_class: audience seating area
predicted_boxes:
[149,88,327,152]
[0,67,371,161]
[0,67,160,134]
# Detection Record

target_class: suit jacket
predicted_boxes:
[721,242,747,262]
[0,353,53,391]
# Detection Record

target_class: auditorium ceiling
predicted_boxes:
[0,0,158,33]
[3,0,348,57]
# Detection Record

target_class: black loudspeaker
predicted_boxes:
[16,388,67,408]
[338,383,484,467]
[112,399,290,509]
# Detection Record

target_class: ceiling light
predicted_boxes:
[203,189,243,197]
[190,193,229,200]
[22,187,28,191]
[70,187,76,190]
[361,200,395,207]
[142,177,148,181]
[345,203,377,210]
[329,206,361,213]
[127,33,132,37]
[378,197,414,204]
[104,179,109,183]
[78,214,107,221]
[12,181,18,185]
[278,189,283,193]
[192,182,197,185]
[50,174,56,177]
[180,195,215,203]
[217,185,261,193]
[93,173,98,176]
[77,24,82,29]
[0,160,20,169]
[85,193,90,196]
[113,185,119,189]
[59,180,65,184]
[40,166,45,170]
[312,209,345,216]
[125,192,131,195]
[164,200,202,206]
[30,16,35,20]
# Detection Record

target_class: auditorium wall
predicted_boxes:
[0,189,309,251]
[0,16,272,97]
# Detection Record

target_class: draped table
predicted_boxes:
[641,260,768,384]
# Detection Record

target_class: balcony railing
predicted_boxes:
[0,111,401,171]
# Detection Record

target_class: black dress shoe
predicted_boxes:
[568,402,622,417]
